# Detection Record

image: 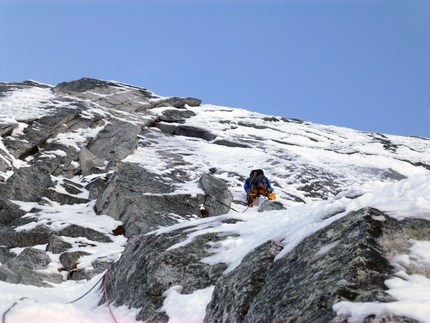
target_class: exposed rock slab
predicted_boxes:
[0,247,63,287]
[46,235,73,254]
[87,120,141,162]
[204,240,283,323]
[0,164,54,202]
[156,109,196,123]
[257,200,285,212]
[199,173,233,216]
[3,107,82,159]
[0,225,52,248]
[154,123,217,141]
[58,224,112,243]
[103,229,228,323]
[79,147,105,174]
[0,196,26,225]
[238,208,430,322]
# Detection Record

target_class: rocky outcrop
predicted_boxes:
[0,247,63,287]
[2,107,82,159]
[199,173,233,216]
[0,78,225,288]
[93,162,210,238]
[102,206,430,322]
[103,228,229,322]
[54,77,201,113]
[204,240,284,322]
[155,123,217,141]
[0,163,54,202]
[86,120,141,162]
[205,207,428,322]
[257,200,285,212]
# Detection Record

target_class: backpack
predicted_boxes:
[249,169,264,185]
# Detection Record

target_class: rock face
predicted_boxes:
[200,207,428,323]
[204,240,284,323]
[0,247,63,287]
[0,78,430,321]
[104,228,229,322]
[232,207,421,322]
[199,173,233,216]
[86,120,141,162]
[0,78,212,287]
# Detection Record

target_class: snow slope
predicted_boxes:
[1,82,430,322]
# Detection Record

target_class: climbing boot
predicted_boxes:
[247,193,257,206]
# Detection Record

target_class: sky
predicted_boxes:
[1,0,429,138]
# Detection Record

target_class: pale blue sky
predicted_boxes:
[1,0,429,138]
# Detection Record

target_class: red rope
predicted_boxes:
[103,266,119,323]
[242,205,251,212]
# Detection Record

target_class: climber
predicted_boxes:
[244,169,276,206]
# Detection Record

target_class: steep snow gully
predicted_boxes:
[1,78,430,322]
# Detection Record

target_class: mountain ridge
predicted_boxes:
[0,78,430,322]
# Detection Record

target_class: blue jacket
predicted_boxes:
[244,176,273,193]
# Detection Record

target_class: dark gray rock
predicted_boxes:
[153,97,202,108]
[174,125,216,141]
[237,121,268,130]
[0,225,52,248]
[95,162,203,237]
[46,235,73,254]
[360,315,419,323]
[381,168,407,181]
[59,250,92,272]
[157,109,196,123]
[45,190,89,205]
[154,122,178,134]
[280,117,304,124]
[95,162,175,216]
[240,208,428,322]
[62,179,85,194]
[0,164,54,202]
[204,240,283,323]
[0,154,11,176]
[69,259,111,281]
[212,139,251,148]
[102,229,227,323]
[54,78,158,102]
[58,224,112,243]
[34,143,82,178]
[109,193,205,238]
[55,78,119,93]
[0,246,15,265]
[199,173,233,216]
[0,196,26,225]
[0,247,63,287]
[257,200,285,213]
[86,120,141,162]
[79,147,105,174]
[2,107,81,159]
[0,124,16,137]
[85,176,109,200]
[154,123,217,141]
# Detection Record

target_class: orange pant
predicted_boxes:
[248,187,269,197]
